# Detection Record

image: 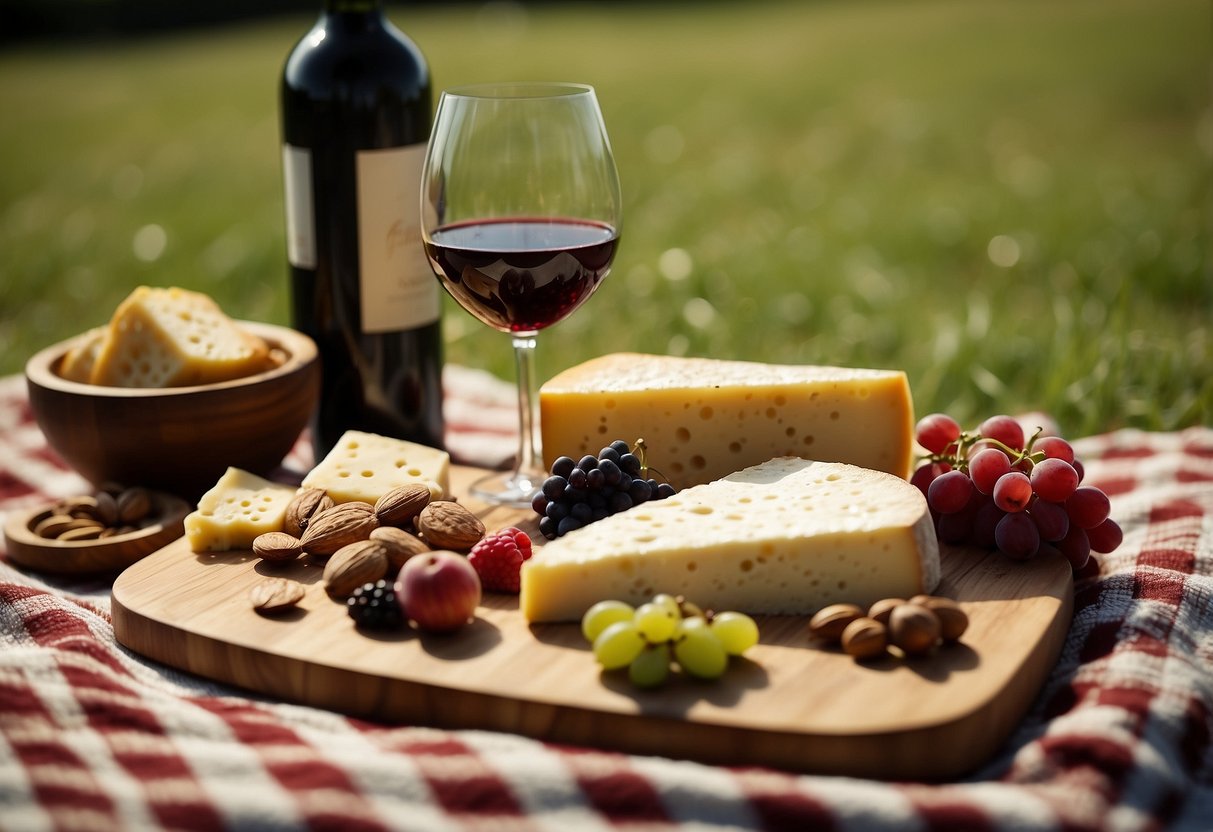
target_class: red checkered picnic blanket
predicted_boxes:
[1,369,1210,831]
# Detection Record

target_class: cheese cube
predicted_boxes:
[539,353,915,490]
[301,430,450,505]
[184,467,299,552]
[91,286,272,388]
[520,457,940,622]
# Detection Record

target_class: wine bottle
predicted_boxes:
[281,0,444,460]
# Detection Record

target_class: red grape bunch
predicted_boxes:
[912,413,1122,571]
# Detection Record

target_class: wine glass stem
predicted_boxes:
[512,333,541,478]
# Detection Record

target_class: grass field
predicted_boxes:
[1,0,1208,437]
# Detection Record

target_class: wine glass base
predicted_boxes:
[469,468,544,509]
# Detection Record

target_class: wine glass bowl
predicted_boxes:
[421,82,621,506]
[424,218,618,333]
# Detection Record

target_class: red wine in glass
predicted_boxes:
[424,217,618,333]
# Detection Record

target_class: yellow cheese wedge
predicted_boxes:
[301,430,450,505]
[184,467,299,552]
[539,353,915,490]
[58,327,105,383]
[520,457,940,623]
[91,286,271,388]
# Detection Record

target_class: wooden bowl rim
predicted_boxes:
[25,321,317,398]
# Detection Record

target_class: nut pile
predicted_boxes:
[247,483,487,612]
[31,485,157,542]
[809,595,969,661]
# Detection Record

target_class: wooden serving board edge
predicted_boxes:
[111,550,1073,781]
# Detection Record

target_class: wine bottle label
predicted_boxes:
[282,145,316,270]
[356,144,441,334]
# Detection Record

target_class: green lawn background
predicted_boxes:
[1,0,1209,437]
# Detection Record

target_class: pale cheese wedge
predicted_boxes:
[301,430,450,505]
[91,286,271,388]
[539,353,914,490]
[185,467,298,552]
[520,457,940,623]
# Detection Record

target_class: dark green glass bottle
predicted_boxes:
[281,0,443,459]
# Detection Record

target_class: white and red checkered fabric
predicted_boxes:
[1,370,1211,831]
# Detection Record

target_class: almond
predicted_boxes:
[284,488,335,538]
[369,525,430,571]
[249,577,305,613]
[94,491,120,527]
[59,495,100,520]
[301,502,379,558]
[33,513,77,539]
[867,597,905,626]
[889,603,942,655]
[116,487,152,525]
[58,523,105,542]
[841,617,888,660]
[373,484,432,529]
[253,532,304,563]
[323,539,389,598]
[416,501,485,552]
[808,603,865,641]
[915,596,969,642]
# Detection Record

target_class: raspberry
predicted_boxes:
[468,527,533,593]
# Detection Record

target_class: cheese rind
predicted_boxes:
[91,286,272,388]
[539,353,915,490]
[520,457,940,623]
[184,467,298,552]
[301,430,450,505]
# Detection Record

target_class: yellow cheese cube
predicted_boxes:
[91,286,271,388]
[185,467,298,552]
[301,430,450,505]
[520,457,940,623]
[539,353,914,489]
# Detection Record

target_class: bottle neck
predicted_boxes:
[325,0,384,11]
[323,0,386,28]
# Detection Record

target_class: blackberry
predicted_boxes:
[347,579,402,629]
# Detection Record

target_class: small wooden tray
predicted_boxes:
[112,466,1072,779]
[5,492,189,575]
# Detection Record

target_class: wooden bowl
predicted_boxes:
[4,492,191,575]
[25,322,319,501]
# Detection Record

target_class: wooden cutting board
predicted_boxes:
[111,464,1073,780]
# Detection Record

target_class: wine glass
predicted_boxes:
[421,82,622,507]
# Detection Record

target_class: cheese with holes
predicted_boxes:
[185,467,298,552]
[58,327,105,383]
[90,286,271,388]
[520,457,940,622]
[301,430,450,505]
[539,353,915,490]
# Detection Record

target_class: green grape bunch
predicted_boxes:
[582,593,759,688]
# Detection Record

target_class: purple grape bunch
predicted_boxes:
[533,439,677,540]
[912,413,1122,572]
